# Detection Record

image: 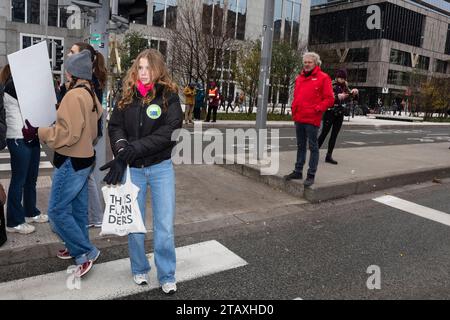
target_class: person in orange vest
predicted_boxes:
[205,82,220,122]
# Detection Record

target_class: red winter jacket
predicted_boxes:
[291,66,335,127]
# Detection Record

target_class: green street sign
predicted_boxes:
[90,33,101,45]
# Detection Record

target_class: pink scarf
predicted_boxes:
[137,80,154,97]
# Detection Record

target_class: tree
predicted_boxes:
[118,31,149,73]
[270,41,302,114]
[232,40,261,114]
[418,77,450,119]
[167,0,234,87]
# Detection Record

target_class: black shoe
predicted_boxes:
[284,171,302,181]
[325,156,338,165]
[304,174,315,187]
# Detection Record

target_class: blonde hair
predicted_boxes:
[119,49,178,110]
[302,52,322,67]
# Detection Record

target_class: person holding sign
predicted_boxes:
[22,50,103,278]
[57,42,107,229]
[101,49,183,293]
[0,65,46,235]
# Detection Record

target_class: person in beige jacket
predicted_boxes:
[22,50,103,278]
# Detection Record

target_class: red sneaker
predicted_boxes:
[56,248,73,260]
[75,260,93,278]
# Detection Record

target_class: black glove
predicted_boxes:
[100,158,127,185]
[117,144,137,164]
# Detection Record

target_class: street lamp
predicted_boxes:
[256,0,275,161]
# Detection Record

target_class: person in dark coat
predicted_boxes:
[318,69,358,165]
[101,49,182,293]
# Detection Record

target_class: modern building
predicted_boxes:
[309,0,450,107]
[0,0,310,102]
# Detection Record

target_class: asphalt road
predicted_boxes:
[1,126,449,179]
[4,179,450,300]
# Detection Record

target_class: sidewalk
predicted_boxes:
[0,165,306,266]
[197,116,450,129]
[222,142,450,203]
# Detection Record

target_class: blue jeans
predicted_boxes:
[128,159,176,285]
[6,139,40,227]
[295,122,319,177]
[48,159,99,265]
[88,168,103,225]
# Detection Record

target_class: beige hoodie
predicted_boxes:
[38,80,103,158]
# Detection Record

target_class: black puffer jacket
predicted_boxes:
[108,83,183,168]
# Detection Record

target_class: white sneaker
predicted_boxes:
[161,282,177,294]
[133,274,149,286]
[6,223,35,234]
[25,214,49,223]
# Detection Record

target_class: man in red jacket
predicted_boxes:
[284,52,334,187]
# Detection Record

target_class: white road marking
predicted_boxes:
[0,240,248,300]
[344,141,367,146]
[374,195,450,227]
[0,161,53,171]
[0,152,46,159]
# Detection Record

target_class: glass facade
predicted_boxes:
[310,2,424,47]
[272,0,301,46]
[151,0,177,28]
[204,0,246,40]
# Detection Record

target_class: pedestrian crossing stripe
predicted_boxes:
[374,195,450,227]
[0,240,248,300]
[0,152,46,159]
[0,161,53,172]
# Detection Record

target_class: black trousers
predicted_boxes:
[206,105,218,122]
[318,110,344,157]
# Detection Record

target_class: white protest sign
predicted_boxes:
[8,41,57,127]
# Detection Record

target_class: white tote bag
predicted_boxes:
[100,166,147,236]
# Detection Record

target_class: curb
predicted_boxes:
[220,163,450,203]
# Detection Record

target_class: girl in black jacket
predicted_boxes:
[101,49,182,293]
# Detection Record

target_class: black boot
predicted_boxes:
[304,174,315,187]
[325,154,338,165]
[284,171,302,181]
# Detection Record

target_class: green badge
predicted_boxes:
[146,104,162,120]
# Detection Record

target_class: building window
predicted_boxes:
[273,0,283,41]
[387,70,410,86]
[202,0,225,36]
[48,0,58,27]
[21,34,64,73]
[12,0,40,24]
[226,0,248,40]
[435,59,449,74]
[445,24,450,55]
[345,48,369,63]
[390,49,412,67]
[347,68,367,83]
[118,0,148,25]
[151,0,177,28]
[150,38,168,58]
[236,0,247,40]
[417,55,430,71]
